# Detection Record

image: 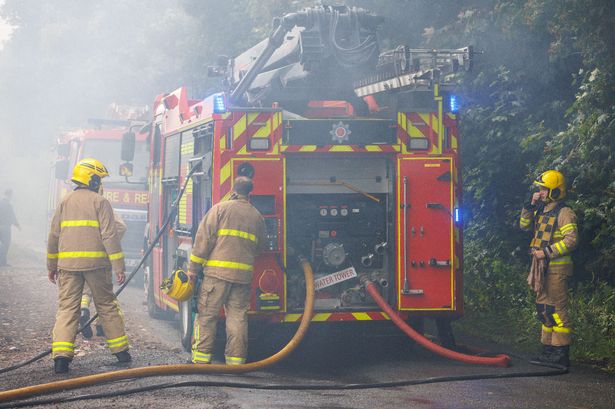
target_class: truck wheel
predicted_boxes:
[435,318,456,349]
[179,299,194,352]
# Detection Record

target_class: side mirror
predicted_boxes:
[57,143,70,157]
[119,162,134,177]
[55,159,70,180]
[121,131,136,162]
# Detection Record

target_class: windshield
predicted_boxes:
[81,139,148,188]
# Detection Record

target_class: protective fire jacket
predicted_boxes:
[189,196,266,284]
[519,201,578,276]
[47,188,125,273]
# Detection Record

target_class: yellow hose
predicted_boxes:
[0,259,315,403]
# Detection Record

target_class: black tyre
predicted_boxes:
[435,318,456,348]
[179,298,195,352]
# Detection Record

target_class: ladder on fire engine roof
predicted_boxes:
[353,46,474,98]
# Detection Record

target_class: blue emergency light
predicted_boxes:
[213,93,227,113]
[454,207,462,224]
[449,94,459,113]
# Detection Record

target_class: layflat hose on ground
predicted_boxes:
[364,280,511,367]
[0,259,315,404]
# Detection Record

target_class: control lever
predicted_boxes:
[429,258,451,267]
[402,176,410,294]
[426,202,444,209]
[401,178,423,295]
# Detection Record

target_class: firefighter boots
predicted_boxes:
[54,357,70,374]
[549,345,570,367]
[531,345,569,368]
[532,344,554,363]
[114,350,132,363]
[80,308,93,339]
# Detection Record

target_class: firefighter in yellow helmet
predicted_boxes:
[187,176,266,365]
[519,170,578,367]
[47,158,131,373]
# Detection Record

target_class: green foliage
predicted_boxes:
[569,282,615,371]
[429,0,615,369]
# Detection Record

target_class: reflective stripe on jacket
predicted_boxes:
[520,202,578,276]
[189,196,266,284]
[47,188,125,272]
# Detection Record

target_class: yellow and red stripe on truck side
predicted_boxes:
[282,311,392,322]
[281,144,399,153]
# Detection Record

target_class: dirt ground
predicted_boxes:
[0,241,180,369]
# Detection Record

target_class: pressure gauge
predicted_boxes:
[320,208,328,216]
[330,208,338,216]
[340,208,348,216]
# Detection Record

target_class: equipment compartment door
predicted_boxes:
[397,157,454,310]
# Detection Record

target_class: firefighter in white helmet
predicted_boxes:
[187,176,266,365]
[519,169,578,367]
[47,158,131,373]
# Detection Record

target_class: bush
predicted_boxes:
[568,282,615,371]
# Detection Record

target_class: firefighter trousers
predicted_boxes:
[191,275,250,365]
[81,286,103,326]
[536,272,572,346]
[52,269,128,359]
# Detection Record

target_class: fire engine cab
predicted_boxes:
[138,5,472,350]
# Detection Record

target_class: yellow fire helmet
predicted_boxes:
[71,158,109,190]
[161,269,194,302]
[534,169,566,201]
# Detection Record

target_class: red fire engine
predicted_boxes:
[50,114,150,277]
[138,5,472,349]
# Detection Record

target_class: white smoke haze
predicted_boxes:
[0,0,453,250]
[0,0,197,248]
[0,5,13,50]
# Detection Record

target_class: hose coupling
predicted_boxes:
[374,241,388,255]
[361,253,375,267]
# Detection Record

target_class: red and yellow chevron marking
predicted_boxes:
[445,112,458,151]
[282,311,391,322]
[179,140,195,225]
[398,112,442,154]
[217,112,284,200]
[178,169,193,225]
[281,144,399,153]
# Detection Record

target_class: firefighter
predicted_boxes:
[187,176,266,365]
[80,209,127,339]
[519,170,578,367]
[47,158,131,374]
[0,189,20,267]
